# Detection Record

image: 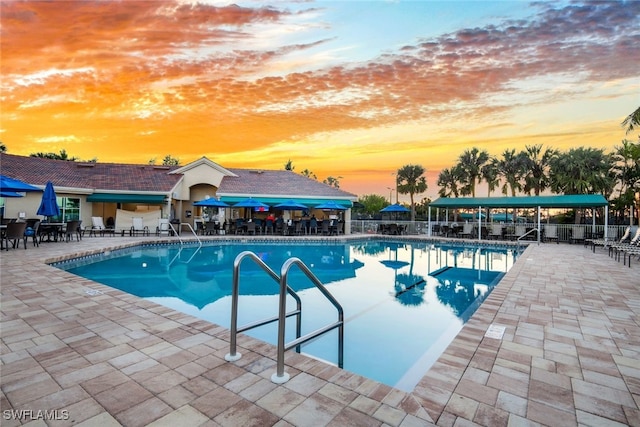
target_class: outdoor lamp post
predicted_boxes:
[391,172,399,204]
[387,187,394,204]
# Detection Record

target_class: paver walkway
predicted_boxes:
[1,235,638,426]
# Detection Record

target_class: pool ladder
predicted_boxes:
[168,222,201,246]
[225,251,344,384]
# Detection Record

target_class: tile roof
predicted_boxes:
[219,168,357,199]
[0,153,181,192]
[0,154,357,200]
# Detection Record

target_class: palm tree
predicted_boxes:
[396,164,427,221]
[549,147,614,196]
[323,176,342,188]
[437,166,461,198]
[481,158,499,197]
[521,144,558,196]
[495,149,525,196]
[610,139,640,223]
[455,148,490,197]
[622,106,640,134]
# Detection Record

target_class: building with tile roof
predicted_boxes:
[0,153,357,233]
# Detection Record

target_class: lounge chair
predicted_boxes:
[460,223,475,239]
[610,227,640,262]
[588,226,628,252]
[570,227,585,244]
[90,216,115,237]
[543,224,559,244]
[3,222,27,250]
[156,218,171,236]
[488,224,503,240]
[130,217,149,236]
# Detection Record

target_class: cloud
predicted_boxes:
[0,0,638,188]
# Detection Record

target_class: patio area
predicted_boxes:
[1,235,639,426]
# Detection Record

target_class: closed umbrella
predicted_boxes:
[37,181,60,219]
[0,175,40,193]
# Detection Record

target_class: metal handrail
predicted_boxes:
[169,222,201,245]
[225,251,302,363]
[272,257,344,384]
[516,227,539,251]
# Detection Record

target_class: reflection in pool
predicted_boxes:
[55,239,517,391]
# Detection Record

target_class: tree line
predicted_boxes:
[358,106,640,223]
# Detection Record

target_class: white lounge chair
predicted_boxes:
[130,217,149,236]
[90,216,115,237]
[543,224,559,244]
[156,218,171,236]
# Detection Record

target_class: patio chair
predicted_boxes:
[3,221,27,250]
[570,227,585,244]
[130,217,149,236]
[156,218,171,236]
[321,220,330,235]
[488,224,503,240]
[263,219,274,235]
[24,219,41,247]
[245,221,256,235]
[309,217,318,235]
[64,220,82,242]
[543,224,559,244]
[460,223,475,239]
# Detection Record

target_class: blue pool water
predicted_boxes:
[55,239,518,391]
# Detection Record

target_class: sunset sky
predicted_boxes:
[1,1,639,201]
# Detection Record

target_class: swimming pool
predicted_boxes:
[54,238,518,391]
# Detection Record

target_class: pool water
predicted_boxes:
[55,239,517,391]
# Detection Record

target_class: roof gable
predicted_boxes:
[218,169,357,200]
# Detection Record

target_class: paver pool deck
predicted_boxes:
[1,235,639,426]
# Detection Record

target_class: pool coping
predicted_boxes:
[2,234,638,426]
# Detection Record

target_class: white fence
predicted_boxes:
[349,220,629,243]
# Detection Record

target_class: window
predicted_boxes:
[50,197,80,222]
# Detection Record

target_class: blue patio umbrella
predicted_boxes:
[193,198,230,208]
[0,175,40,193]
[232,198,270,220]
[232,198,270,210]
[314,201,347,210]
[380,203,410,213]
[1,191,24,198]
[274,199,309,210]
[37,181,60,218]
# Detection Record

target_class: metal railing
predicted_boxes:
[349,220,629,242]
[272,257,344,384]
[517,227,539,252]
[225,251,343,384]
[169,222,201,245]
